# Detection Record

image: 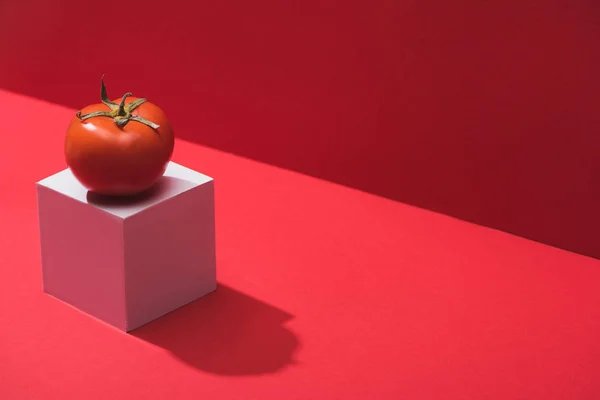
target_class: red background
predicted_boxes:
[2,1,600,398]
[1,0,599,258]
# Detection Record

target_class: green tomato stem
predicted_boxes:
[100,74,118,109]
[76,76,160,130]
[117,92,133,117]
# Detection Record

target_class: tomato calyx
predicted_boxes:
[75,75,160,129]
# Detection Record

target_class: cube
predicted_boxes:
[36,161,217,332]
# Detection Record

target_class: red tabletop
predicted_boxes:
[1,89,599,399]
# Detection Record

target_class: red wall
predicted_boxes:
[1,0,599,258]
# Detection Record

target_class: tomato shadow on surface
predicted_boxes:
[130,283,300,376]
[85,175,198,208]
[85,180,165,206]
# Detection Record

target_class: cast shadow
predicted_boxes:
[86,180,164,206]
[130,283,300,376]
[86,176,196,207]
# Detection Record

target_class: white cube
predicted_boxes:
[36,161,217,332]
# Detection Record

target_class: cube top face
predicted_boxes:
[36,162,213,219]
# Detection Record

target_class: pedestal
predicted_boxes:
[36,161,217,332]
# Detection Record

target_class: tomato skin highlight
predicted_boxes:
[64,96,175,196]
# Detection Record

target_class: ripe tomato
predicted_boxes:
[64,76,175,196]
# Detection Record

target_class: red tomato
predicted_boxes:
[64,76,175,196]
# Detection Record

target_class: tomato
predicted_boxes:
[64,76,175,196]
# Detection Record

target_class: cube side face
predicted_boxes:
[123,180,217,331]
[37,185,127,331]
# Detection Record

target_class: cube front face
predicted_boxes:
[123,181,217,331]
[37,185,128,331]
[37,163,217,332]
